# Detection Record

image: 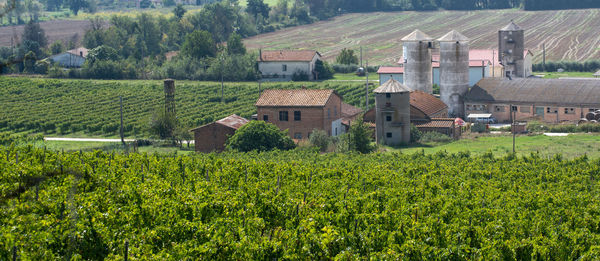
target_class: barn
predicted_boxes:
[190,114,249,153]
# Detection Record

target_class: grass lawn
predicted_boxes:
[32,140,195,155]
[392,133,600,159]
[330,72,379,81]
[538,71,596,78]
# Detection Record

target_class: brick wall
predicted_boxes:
[193,123,236,152]
[256,94,342,139]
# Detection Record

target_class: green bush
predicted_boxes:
[410,124,422,143]
[226,121,295,152]
[419,131,453,143]
[309,129,331,152]
[471,122,488,133]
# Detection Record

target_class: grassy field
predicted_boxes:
[398,133,600,159]
[329,72,379,81]
[244,9,600,64]
[540,71,597,78]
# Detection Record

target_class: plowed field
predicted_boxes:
[244,9,600,64]
[0,19,92,47]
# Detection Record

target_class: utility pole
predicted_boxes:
[220,54,224,103]
[492,50,495,77]
[542,43,546,72]
[119,96,125,148]
[512,109,516,153]
[360,46,363,68]
[365,58,369,109]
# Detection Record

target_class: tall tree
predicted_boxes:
[335,48,358,65]
[226,32,246,55]
[66,0,88,15]
[173,4,186,21]
[22,20,47,48]
[181,30,216,59]
[246,0,270,20]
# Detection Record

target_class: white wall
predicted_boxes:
[523,52,533,77]
[50,53,86,68]
[258,54,319,80]
[331,118,343,136]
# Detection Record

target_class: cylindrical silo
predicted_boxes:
[438,30,470,118]
[402,29,433,94]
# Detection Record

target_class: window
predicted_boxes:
[386,93,391,98]
[294,111,301,121]
[511,106,518,112]
[294,132,302,139]
[495,106,505,112]
[327,108,331,119]
[263,115,269,121]
[335,127,338,136]
[386,115,392,122]
[386,132,392,138]
[564,108,575,114]
[547,107,557,114]
[466,105,472,111]
[279,111,288,121]
[282,64,287,72]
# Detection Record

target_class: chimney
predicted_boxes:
[80,51,83,57]
[259,48,262,61]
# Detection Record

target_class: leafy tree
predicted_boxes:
[309,128,331,152]
[87,45,119,64]
[181,30,216,59]
[150,109,177,139]
[66,0,88,15]
[226,32,246,55]
[49,40,65,55]
[173,4,186,20]
[139,0,151,8]
[226,120,295,152]
[314,59,334,80]
[22,20,47,48]
[23,51,37,73]
[347,116,373,153]
[410,124,422,143]
[335,48,358,65]
[163,0,176,7]
[246,0,270,20]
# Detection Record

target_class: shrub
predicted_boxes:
[292,70,309,81]
[226,121,295,152]
[347,117,373,153]
[471,122,488,133]
[419,131,453,143]
[309,129,330,152]
[410,124,422,143]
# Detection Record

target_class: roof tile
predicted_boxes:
[256,89,336,107]
[259,50,319,62]
[410,90,448,116]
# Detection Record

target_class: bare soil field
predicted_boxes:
[244,9,600,64]
[0,19,92,47]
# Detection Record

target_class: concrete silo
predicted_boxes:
[402,29,434,94]
[374,78,411,145]
[438,30,470,117]
[499,21,525,78]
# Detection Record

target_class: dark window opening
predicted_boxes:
[263,115,269,121]
[511,106,517,112]
[386,132,392,138]
[386,115,392,122]
[294,111,301,121]
[279,111,288,121]
[386,93,391,98]
[282,64,287,72]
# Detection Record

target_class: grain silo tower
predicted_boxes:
[498,21,525,78]
[438,30,470,117]
[402,29,434,94]
[373,78,411,145]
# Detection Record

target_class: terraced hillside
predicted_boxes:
[244,9,600,64]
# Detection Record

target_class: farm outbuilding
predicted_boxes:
[190,114,249,153]
[49,47,88,68]
[258,50,321,81]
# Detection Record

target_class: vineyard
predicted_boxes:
[244,9,600,64]
[2,146,600,259]
[0,77,374,136]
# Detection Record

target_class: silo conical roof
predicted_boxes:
[373,78,412,93]
[401,29,433,41]
[500,21,522,31]
[437,30,469,42]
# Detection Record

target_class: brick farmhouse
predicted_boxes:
[465,78,600,123]
[255,89,345,139]
[190,114,249,152]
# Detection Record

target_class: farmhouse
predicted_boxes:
[464,78,600,123]
[258,50,321,81]
[190,114,249,152]
[255,88,345,139]
[49,47,88,68]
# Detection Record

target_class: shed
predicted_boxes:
[190,114,249,152]
[49,47,89,68]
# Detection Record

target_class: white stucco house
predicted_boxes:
[258,50,321,81]
[49,47,88,68]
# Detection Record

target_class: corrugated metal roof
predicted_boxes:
[414,118,454,128]
[438,30,469,42]
[465,78,600,105]
[256,89,336,107]
[259,50,319,62]
[410,90,448,116]
[374,78,411,93]
[216,114,249,129]
[401,29,433,41]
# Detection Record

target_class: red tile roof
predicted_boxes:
[410,90,448,116]
[216,114,249,130]
[256,89,337,107]
[377,67,404,74]
[341,102,362,118]
[259,50,319,62]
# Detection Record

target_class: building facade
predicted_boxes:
[258,50,321,81]
[49,47,88,68]
[256,89,343,139]
[465,78,600,123]
[373,78,411,145]
[190,114,249,152]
